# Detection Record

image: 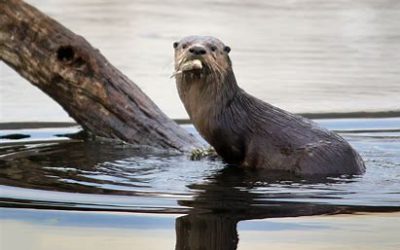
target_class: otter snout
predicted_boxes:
[189,45,207,55]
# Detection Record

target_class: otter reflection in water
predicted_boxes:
[175,167,397,250]
[173,36,365,176]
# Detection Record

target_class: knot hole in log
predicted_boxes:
[56,45,91,74]
[57,45,74,62]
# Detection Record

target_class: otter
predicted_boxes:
[173,36,365,176]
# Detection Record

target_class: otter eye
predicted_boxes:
[224,46,231,53]
[210,46,217,52]
[173,42,179,49]
[182,44,188,49]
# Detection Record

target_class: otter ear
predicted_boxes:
[224,46,231,53]
[173,42,179,49]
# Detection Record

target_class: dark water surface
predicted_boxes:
[1,118,400,249]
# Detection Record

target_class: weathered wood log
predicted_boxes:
[0,0,202,151]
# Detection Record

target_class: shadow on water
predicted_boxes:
[1,120,400,249]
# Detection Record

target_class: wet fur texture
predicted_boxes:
[174,36,365,176]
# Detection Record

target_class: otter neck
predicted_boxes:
[176,69,239,136]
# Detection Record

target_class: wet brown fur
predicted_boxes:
[174,36,365,176]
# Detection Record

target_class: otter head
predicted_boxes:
[173,36,232,83]
[173,36,238,134]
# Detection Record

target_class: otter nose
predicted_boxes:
[189,46,207,55]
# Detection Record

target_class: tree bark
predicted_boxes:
[0,0,202,151]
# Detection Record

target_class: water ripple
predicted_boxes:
[1,121,399,215]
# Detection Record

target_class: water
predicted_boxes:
[1,119,400,249]
[1,0,399,121]
[1,119,400,212]
[1,0,400,249]
[1,209,398,250]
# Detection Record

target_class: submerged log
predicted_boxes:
[0,0,201,151]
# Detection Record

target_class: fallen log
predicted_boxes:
[0,0,202,151]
